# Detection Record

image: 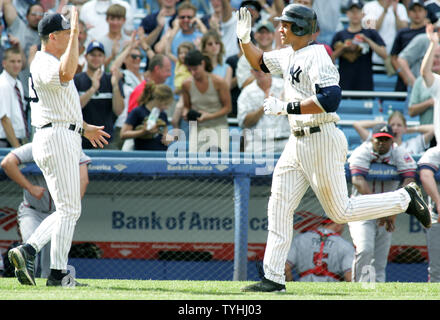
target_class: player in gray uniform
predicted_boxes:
[1,143,91,278]
[285,218,354,282]
[348,124,417,282]
[418,146,440,282]
[237,4,431,292]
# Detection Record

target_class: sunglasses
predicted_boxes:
[179,15,193,20]
[30,12,44,17]
[130,54,142,60]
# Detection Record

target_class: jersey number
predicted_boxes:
[29,73,39,103]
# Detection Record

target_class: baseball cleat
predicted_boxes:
[241,277,286,293]
[8,245,36,286]
[404,182,431,229]
[46,274,88,287]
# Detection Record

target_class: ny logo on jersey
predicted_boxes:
[289,65,302,85]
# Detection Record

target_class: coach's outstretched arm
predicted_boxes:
[59,6,79,83]
[236,8,264,71]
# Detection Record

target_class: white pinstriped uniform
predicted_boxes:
[26,51,84,271]
[418,146,440,282]
[261,44,413,285]
[12,143,91,278]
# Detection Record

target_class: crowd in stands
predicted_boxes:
[0,0,437,154]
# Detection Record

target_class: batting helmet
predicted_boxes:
[274,4,317,36]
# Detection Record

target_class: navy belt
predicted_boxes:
[292,126,321,137]
[41,123,84,136]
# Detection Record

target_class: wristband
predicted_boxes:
[287,101,301,114]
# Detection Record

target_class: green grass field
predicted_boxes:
[1,278,440,300]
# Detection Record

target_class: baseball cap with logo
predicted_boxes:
[372,124,395,139]
[38,13,71,36]
[409,0,425,10]
[255,20,275,33]
[86,41,105,54]
[346,0,364,10]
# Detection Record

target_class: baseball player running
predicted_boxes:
[8,7,110,287]
[1,143,91,279]
[237,4,431,292]
[418,146,440,282]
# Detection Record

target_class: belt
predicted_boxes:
[292,126,321,137]
[274,137,289,141]
[40,122,84,136]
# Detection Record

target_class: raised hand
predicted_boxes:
[236,7,252,44]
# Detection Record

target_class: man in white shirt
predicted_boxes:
[362,0,409,64]
[237,69,290,153]
[0,46,28,148]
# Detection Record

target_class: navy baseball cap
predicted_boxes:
[86,41,105,54]
[372,124,395,139]
[409,0,425,10]
[38,13,70,36]
[347,0,364,10]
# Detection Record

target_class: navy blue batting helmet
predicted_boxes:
[274,4,317,36]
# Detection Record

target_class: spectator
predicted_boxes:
[79,0,134,41]
[237,19,275,90]
[420,23,440,143]
[348,124,417,282]
[139,0,178,51]
[154,1,207,92]
[96,4,131,71]
[200,30,233,88]
[418,146,440,282]
[397,32,430,89]
[110,37,145,150]
[171,41,195,95]
[331,0,387,91]
[127,53,172,114]
[2,0,43,58]
[2,0,43,98]
[285,216,354,282]
[408,44,440,130]
[425,0,440,26]
[0,143,91,279]
[120,83,174,150]
[362,0,409,65]
[154,1,207,56]
[0,46,28,148]
[201,0,239,60]
[181,49,231,153]
[353,111,434,155]
[237,69,289,153]
[77,19,89,74]
[312,0,344,46]
[74,41,124,149]
[390,0,427,92]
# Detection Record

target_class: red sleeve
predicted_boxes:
[127,80,146,114]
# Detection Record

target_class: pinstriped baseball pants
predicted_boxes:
[263,122,411,285]
[27,127,82,271]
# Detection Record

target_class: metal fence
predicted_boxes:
[0,150,433,282]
